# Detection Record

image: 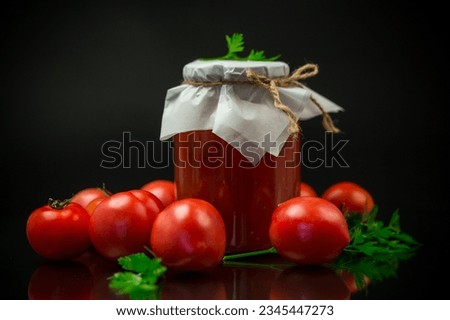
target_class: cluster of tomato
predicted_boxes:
[26,179,374,271]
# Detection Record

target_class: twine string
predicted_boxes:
[182,63,340,136]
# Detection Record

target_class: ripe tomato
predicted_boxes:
[141,179,176,208]
[89,189,163,260]
[71,186,111,209]
[150,198,226,272]
[321,181,375,214]
[26,200,91,260]
[299,182,318,197]
[85,197,105,216]
[269,197,350,265]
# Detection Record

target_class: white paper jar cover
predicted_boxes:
[160,60,343,164]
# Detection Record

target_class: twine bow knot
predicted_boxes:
[183,63,340,136]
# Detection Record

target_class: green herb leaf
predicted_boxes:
[109,272,143,293]
[247,49,281,61]
[333,207,421,290]
[108,253,167,300]
[392,232,419,245]
[334,253,401,290]
[345,206,420,255]
[225,33,245,57]
[388,210,401,232]
[118,253,154,273]
[201,33,281,61]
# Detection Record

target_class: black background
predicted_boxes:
[1,0,449,299]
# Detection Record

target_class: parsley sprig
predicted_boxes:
[108,253,167,300]
[332,206,421,289]
[344,206,420,256]
[201,33,281,61]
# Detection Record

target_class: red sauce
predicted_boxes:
[174,130,300,253]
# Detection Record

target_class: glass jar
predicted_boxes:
[174,130,300,253]
[161,59,341,254]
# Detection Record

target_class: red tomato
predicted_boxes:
[270,266,350,300]
[28,262,93,299]
[321,181,375,214]
[141,179,176,208]
[26,200,91,260]
[85,197,105,216]
[299,182,318,197]
[150,198,226,272]
[71,186,110,209]
[89,189,163,260]
[269,197,350,265]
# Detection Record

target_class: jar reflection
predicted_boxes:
[219,263,283,299]
[270,266,351,300]
[161,271,227,300]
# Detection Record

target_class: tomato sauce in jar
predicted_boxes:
[162,60,340,253]
[174,130,300,253]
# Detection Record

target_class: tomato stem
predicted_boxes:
[222,260,293,271]
[144,246,158,258]
[222,247,278,261]
[101,182,113,196]
[48,198,71,209]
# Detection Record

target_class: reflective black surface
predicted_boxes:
[21,250,421,300]
[1,0,449,300]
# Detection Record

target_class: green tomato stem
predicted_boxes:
[222,260,294,271]
[48,198,71,209]
[222,247,278,261]
[101,182,113,196]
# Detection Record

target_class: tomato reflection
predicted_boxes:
[73,249,119,278]
[28,261,93,299]
[161,270,227,300]
[270,266,351,300]
[91,272,129,300]
[29,251,357,300]
[74,249,126,299]
[29,250,129,300]
[338,271,370,294]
